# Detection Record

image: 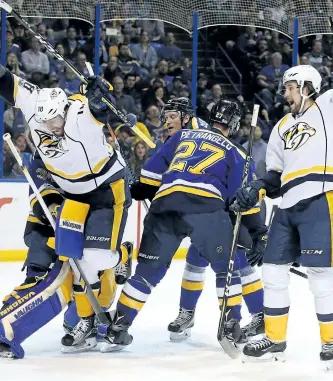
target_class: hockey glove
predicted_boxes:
[130,181,158,201]
[80,75,115,111]
[231,180,266,213]
[247,231,268,267]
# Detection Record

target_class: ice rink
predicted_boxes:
[0,261,332,381]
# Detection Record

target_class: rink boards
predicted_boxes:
[0,182,281,262]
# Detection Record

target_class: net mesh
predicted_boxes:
[6,0,333,38]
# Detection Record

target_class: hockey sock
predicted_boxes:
[237,250,264,314]
[308,267,333,343]
[216,271,242,321]
[263,263,290,342]
[118,274,152,324]
[180,262,206,310]
[73,281,100,317]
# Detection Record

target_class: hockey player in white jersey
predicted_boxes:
[0,64,133,353]
[232,65,333,366]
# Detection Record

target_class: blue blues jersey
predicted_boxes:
[141,128,257,214]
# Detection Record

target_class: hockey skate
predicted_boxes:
[320,342,333,370]
[242,337,286,362]
[0,343,14,359]
[100,311,133,353]
[61,315,98,353]
[168,307,195,341]
[219,308,245,359]
[115,241,133,285]
[241,311,265,339]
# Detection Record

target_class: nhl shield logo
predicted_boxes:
[282,122,316,151]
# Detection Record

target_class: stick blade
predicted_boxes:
[218,336,242,359]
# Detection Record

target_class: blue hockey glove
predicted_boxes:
[247,231,268,267]
[81,75,115,110]
[231,180,266,213]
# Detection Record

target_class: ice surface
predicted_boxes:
[0,261,331,381]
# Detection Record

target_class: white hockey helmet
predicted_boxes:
[282,65,321,114]
[282,65,322,94]
[34,88,68,123]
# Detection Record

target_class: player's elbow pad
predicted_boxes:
[259,170,282,199]
[130,181,158,201]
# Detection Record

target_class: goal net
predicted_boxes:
[7,0,333,38]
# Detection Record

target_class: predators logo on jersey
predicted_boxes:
[35,130,68,159]
[282,122,316,151]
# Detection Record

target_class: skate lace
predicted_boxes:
[115,262,128,277]
[242,312,263,331]
[173,308,193,325]
[322,343,333,352]
[249,338,272,350]
[72,318,92,340]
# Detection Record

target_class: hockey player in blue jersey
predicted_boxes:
[102,98,268,352]
[161,99,266,342]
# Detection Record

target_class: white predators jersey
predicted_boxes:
[267,89,333,209]
[13,75,125,194]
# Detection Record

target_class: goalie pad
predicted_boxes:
[56,199,90,259]
[0,260,70,359]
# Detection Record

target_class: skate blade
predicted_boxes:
[0,351,15,359]
[61,337,97,354]
[322,359,333,371]
[218,337,242,359]
[169,328,192,342]
[100,343,126,353]
[242,352,285,363]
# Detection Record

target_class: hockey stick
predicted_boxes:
[290,267,308,279]
[0,0,155,149]
[217,104,260,359]
[85,61,150,214]
[3,133,111,324]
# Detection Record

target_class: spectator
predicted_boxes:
[170,76,186,98]
[21,38,50,78]
[14,133,33,158]
[103,56,123,83]
[250,39,271,73]
[122,20,139,44]
[124,73,142,109]
[300,55,310,65]
[305,40,324,69]
[50,43,66,77]
[117,43,141,80]
[112,76,138,115]
[75,51,90,77]
[158,32,183,63]
[145,105,163,140]
[180,57,191,83]
[62,26,80,61]
[242,126,267,178]
[4,107,29,136]
[6,28,21,60]
[13,23,29,52]
[206,84,223,113]
[131,30,158,78]
[236,26,258,57]
[130,141,149,178]
[153,60,174,91]
[267,30,283,53]
[318,56,332,79]
[135,20,165,42]
[6,52,26,78]
[58,66,81,96]
[281,42,293,66]
[257,52,289,111]
[115,125,135,162]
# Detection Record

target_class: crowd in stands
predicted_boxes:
[2,17,333,181]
